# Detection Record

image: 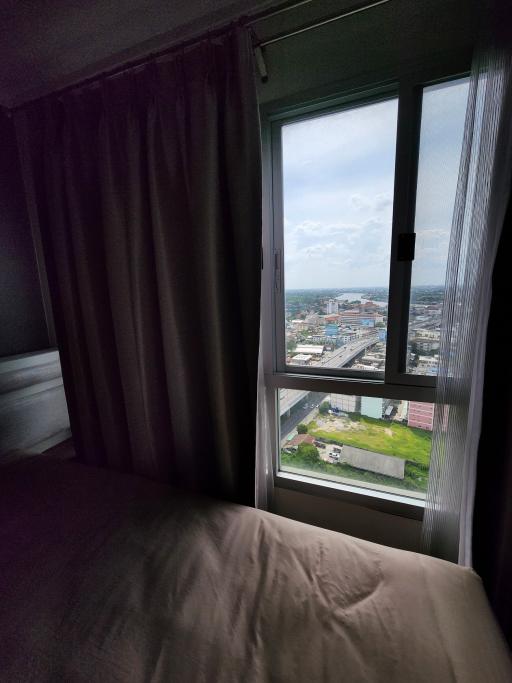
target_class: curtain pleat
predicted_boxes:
[421,45,512,563]
[15,27,262,505]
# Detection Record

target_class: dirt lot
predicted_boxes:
[314,415,363,433]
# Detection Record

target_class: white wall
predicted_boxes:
[272,487,423,552]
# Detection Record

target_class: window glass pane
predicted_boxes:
[279,388,432,498]
[407,78,469,375]
[282,98,398,373]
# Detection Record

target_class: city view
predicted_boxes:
[278,78,468,495]
[280,386,433,497]
[285,286,442,375]
[281,286,439,497]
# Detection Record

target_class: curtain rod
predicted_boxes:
[253,0,392,48]
[10,0,392,110]
[247,0,316,26]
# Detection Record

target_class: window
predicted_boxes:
[407,78,469,375]
[265,71,469,504]
[279,389,431,498]
[282,98,398,374]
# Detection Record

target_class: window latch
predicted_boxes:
[397,233,416,262]
[274,249,282,291]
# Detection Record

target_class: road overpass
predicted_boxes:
[315,334,379,370]
[279,334,379,416]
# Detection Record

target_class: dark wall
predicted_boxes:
[257,0,476,106]
[0,110,49,357]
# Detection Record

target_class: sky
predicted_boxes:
[282,79,469,290]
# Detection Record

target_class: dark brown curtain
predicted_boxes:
[16,28,262,505]
[473,191,512,647]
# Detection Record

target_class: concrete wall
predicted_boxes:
[272,487,422,552]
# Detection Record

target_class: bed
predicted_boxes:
[1,455,511,682]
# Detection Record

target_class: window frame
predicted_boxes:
[270,85,397,384]
[261,60,471,512]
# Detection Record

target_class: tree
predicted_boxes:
[319,401,330,415]
[297,423,308,434]
[296,443,320,464]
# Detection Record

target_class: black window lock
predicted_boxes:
[397,233,416,261]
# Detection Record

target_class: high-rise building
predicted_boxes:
[408,402,435,431]
[326,299,338,314]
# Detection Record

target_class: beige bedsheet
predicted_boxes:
[1,458,510,682]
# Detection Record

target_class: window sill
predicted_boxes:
[275,470,425,521]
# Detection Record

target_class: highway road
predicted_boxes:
[314,334,379,369]
[280,391,327,442]
[280,335,380,418]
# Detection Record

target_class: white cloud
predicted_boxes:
[374,193,393,212]
[281,82,467,289]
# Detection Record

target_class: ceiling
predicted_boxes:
[0,0,282,108]
[0,0,478,110]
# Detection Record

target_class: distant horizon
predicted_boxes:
[285,284,444,291]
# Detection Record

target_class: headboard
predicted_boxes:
[0,349,71,461]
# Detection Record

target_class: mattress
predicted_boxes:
[1,458,510,682]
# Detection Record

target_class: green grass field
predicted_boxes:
[307,414,431,466]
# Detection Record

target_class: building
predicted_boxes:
[295,344,324,356]
[394,400,409,422]
[360,317,376,327]
[340,331,357,344]
[290,353,312,366]
[416,356,439,375]
[324,323,339,337]
[361,396,383,419]
[408,402,435,431]
[361,354,384,369]
[305,313,321,325]
[287,433,315,448]
[329,394,361,413]
[414,339,440,353]
[338,311,362,325]
[351,363,378,371]
[338,311,379,326]
[360,301,378,312]
[415,328,440,341]
[326,299,338,314]
[291,319,309,332]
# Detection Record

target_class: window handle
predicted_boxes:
[274,249,282,291]
[397,233,416,261]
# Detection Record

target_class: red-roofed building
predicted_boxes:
[288,433,315,447]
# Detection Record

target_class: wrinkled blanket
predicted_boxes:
[1,458,510,682]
